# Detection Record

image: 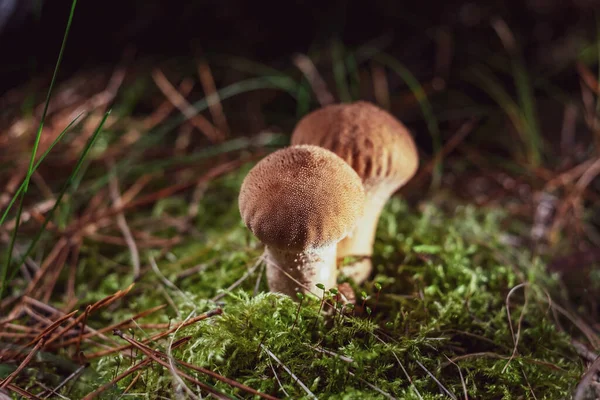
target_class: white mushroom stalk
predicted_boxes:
[265,245,337,295]
[238,145,365,296]
[292,101,419,284]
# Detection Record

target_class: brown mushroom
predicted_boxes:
[291,101,419,283]
[238,145,365,296]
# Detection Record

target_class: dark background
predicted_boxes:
[0,0,597,94]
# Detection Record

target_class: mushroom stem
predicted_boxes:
[338,190,389,282]
[265,245,337,296]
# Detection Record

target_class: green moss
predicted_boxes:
[56,168,583,399]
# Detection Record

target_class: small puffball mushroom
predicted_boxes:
[291,101,419,283]
[238,145,365,296]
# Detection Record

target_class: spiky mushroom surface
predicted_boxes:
[239,144,365,296]
[291,101,419,283]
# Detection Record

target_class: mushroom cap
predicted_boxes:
[239,145,365,252]
[291,101,419,191]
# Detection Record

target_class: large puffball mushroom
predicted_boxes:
[239,145,365,296]
[291,101,419,283]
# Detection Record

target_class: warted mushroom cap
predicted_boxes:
[291,101,419,190]
[239,145,365,252]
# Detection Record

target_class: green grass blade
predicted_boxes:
[0,113,84,226]
[345,53,361,100]
[81,77,296,193]
[137,76,298,151]
[129,135,286,174]
[84,133,287,194]
[464,65,531,161]
[1,0,78,299]
[511,58,542,165]
[332,40,351,103]
[374,53,442,187]
[295,80,312,117]
[6,111,109,289]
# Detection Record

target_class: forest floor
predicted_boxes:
[1,3,599,399]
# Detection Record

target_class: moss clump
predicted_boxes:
[78,172,583,399]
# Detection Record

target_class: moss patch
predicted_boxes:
[43,168,584,399]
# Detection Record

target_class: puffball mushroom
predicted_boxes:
[291,101,419,283]
[238,145,365,296]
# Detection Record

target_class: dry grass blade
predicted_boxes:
[5,383,43,400]
[107,159,141,280]
[47,304,166,348]
[111,330,228,398]
[549,157,600,244]
[502,283,529,373]
[67,158,250,237]
[0,337,46,389]
[108,324,279,400]
[372,334,423,400]
[293,53,335,106]
[41,364,87,399]
[122,370,142,395]
[266,353,289,398]
[413,119,478,185]
[444,356,468,400]
[577,61,600,95]
[444,352,565,372]
[39,245,70,303]
[75,306,91,357]
[370,62,390,110]
[414,359,457,400]
[24,310,78,347]
[87,308,222,358]
[144,78,194,130]
[64,240,81,306]
[89,283,135,313]
[21,238,69,300]
[40,285,135,348]
[212,255,265,301]
[197,60,230,137]
[544,158,598,192]
[82,336,191,399]
[152,69,223,142]
[176,358,280,400]
[46,284,133,346]
[572,339,599,363]
[347,371,397,400]
[1,198,56,231]
[261,344,316,400]
[574,355,600,400]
